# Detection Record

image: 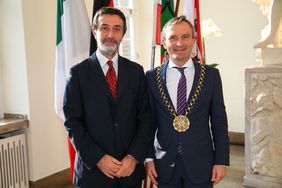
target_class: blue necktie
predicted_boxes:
[175,67,187,115]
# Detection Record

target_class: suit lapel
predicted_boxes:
[160,62,168,89]
[88,53,112,99]
[116,56,128,100]
[187,61,200,103]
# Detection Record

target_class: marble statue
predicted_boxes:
[249,73,282,177]
[253,0,282,65]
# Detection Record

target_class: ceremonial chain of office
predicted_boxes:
[155,63,206,132]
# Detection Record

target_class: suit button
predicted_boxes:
[115,123,119,127]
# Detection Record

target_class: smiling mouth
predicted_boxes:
[174,47,186,51]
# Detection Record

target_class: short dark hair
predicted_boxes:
[161,15,195,39]
[92,7,127,35]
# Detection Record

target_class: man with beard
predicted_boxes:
[63,7,151,188]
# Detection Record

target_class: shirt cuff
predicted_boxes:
[145,158,153,163]
[127,154,139,163]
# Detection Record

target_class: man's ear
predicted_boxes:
[161,38,167,49]
[92,28,97,39]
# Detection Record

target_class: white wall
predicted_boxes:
[0,0,69,181]
[200,0,267,132]
[0,65,3,118]
[21,0,70,181]
[135,0,155,71]
[0,0,30,116]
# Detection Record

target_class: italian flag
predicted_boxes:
[55,0,90,120]
[55,0,90,180]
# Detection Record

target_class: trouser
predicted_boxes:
[158,156,213,188]
[113,181,142,188]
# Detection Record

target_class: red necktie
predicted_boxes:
[106,60,117,100]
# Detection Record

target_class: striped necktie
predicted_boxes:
[175,67,187,115]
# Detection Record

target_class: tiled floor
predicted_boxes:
[215,145,246,188]
[64,145,246,188]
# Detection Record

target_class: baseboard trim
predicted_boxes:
[229,131,244,145]
[29,168,74,188]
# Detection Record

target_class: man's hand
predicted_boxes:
[116,155,137,178]
[97,154,122,179]
[145,161,158,185]
[211,165,227,185]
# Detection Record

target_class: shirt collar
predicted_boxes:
[96,50,118,68]
[168,58,194,69]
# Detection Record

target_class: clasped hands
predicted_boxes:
[97,154,137,179]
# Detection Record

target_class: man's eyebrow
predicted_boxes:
[113,25,122,28]
[100,23,109,27]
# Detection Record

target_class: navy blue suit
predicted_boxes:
[146,61,229,184]
[63,53,151,188]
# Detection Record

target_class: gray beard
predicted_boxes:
[100,44,118,53]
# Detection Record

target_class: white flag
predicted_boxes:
[55,0,90,119]
[183,0,203,61]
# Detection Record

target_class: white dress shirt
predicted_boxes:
[96,50,118,77]
[166,58,195,110]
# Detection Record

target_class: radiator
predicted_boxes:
[0,133,29,188]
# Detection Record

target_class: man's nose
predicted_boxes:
[107,29,114,38]
[176,39,183,46]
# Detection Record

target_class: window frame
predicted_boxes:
[114,0,136,61]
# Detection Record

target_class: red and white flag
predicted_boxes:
[151,0,175,67]
[183,0,204,63]
[152,0,162,46]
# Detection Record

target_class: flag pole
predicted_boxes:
[151,46,156,69]
[175,0,180,16]
[151,0,161,69]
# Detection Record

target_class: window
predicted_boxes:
[114,0,136,61]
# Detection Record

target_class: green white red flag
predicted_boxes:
[55,0,90,180]
[55,0,114,181]
[55,0,90,120]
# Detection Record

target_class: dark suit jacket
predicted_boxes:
[63,53,151,188]
[146,61,229,184]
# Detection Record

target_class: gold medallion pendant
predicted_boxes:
[173,115,190,132]
[155,64,206,133]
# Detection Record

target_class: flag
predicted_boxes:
[90,0,114,55]
[183,0,204,63]
[55,0,90,180]
[161,0,175,62]
[152,0,175,67]
[152,0,162,46]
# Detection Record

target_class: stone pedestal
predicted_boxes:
[245,65,282,188]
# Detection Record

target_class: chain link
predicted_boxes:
[155,63,206,117]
